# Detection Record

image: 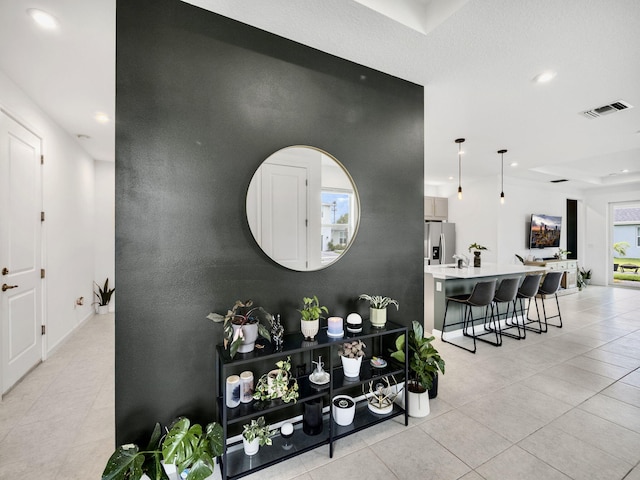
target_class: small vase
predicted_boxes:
[232,323,259,354]
[301,319,319,340]
[369,307,387,328]
[243,437,260,456]
[473,251,481,267]
[340,355,362,378]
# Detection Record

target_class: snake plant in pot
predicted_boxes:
[390,320,445,417]
[94,278,115,314]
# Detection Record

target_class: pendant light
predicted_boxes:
[498,149,507,204]
[455,138,465,200]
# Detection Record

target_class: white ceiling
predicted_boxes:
[1,0,639,193]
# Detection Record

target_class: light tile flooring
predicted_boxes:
[1,286,640,479]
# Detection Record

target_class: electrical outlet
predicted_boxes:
[436,282,442,292]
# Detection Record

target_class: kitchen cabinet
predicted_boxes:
[424,196,448,220]
[215,321,408,479]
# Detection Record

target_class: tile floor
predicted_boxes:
[1,286,639,479]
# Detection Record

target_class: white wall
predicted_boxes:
[447,174,585,266]
[0,70,96,354]
[94,160,116,311]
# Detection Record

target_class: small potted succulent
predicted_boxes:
[358,294,399,328]
[253,356,299,404]
[242,416,273,456]
[207,299,273,358]
[468,243,488,267]
[298,295,328,340]
[338,339,366,378]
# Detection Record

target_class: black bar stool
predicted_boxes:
[536,271,564,332]
[441,279,497,354]
[512,273,543,335]
[489,277,521,341]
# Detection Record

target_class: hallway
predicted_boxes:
[1,286,640,479]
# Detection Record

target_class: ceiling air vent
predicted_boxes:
[581,100,633,119]
[550,179,569,183]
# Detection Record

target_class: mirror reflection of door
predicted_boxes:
[247,146,360,271]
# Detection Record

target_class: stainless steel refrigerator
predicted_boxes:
[425,221,456,265]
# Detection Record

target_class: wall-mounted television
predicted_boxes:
[529,214,562,249]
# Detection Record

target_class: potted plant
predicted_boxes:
[94,278,115,314]
[338,340,366,378]
[613,241,630,271]
[555,248,571,260]
[298,295,328,340]
[242,416,273,456]
[579,267,592,285]
[253,356,299,404]
[102,417,223,480]
[358,294,399,328]
[207,299,273,358]
[390,320,445,417]
[468,243,488,267]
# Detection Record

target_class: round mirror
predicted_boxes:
[246,146,360,271]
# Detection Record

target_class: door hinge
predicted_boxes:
[41,269,45,279]
[41,325,46,335]
[41,211,45,222]
[305,219,308,227]
[41,154,44,165]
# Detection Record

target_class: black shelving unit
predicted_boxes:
[215,320,409,480]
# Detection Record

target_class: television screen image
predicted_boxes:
[530,214,562,248]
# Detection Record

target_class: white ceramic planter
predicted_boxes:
[397,382,430,417]
[97,305,109,315]
[332,395,356,426]
[243,437,260,456]
[301,319,319,340]
[369,307,387,327]
[233,323,259,353]
[340,355,362,378]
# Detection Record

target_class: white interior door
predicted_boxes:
[260,163,308,270]
[0,111,43,395]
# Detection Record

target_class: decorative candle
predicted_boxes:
[240,371,254,403]
[327,316,344,337]
[225,375,240,408]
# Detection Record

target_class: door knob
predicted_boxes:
[2,284,18,292]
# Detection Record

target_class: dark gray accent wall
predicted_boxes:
[116,0,424,445]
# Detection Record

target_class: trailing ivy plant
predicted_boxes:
[253,356,299,403]
[102,417,223,480]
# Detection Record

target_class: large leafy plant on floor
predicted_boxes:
[390,320,445,393]
[102,417,223,480]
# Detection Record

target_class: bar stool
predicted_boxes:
[488,277,521,340]
[512,273,543,335]
[536,271,564,332]
[441,279,497,354]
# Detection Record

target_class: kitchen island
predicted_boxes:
[424,262,547,333]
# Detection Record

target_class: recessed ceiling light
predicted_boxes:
[621,169,629,173]
[94,112,110,124]
[533,70,556,83]
[510,162,518,167]
[27,8,59,30]
[448,176,454,180]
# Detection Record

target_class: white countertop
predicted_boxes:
[424,261,547,279]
